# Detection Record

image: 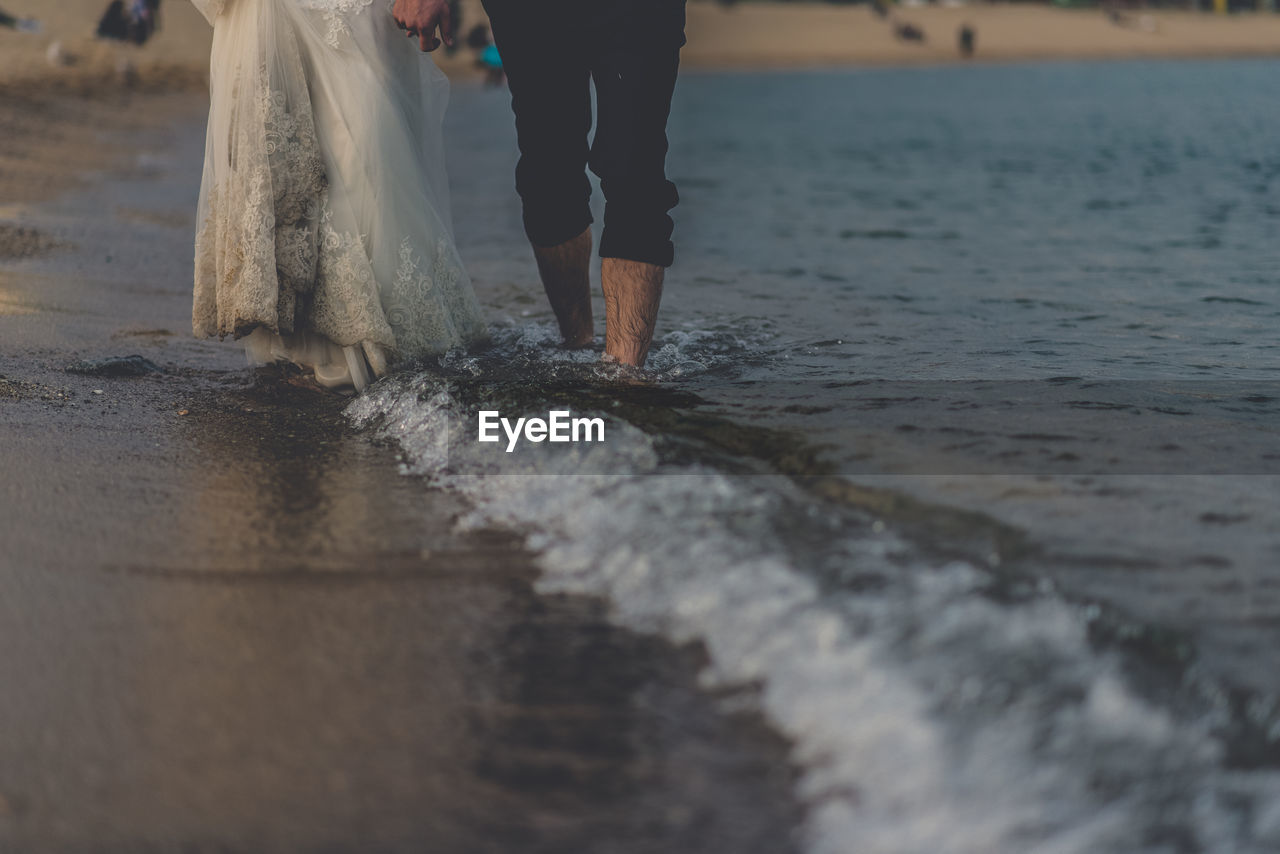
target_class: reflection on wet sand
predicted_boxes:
[176,376,430,574]
[0,370,801,853]
[0,79,798,852]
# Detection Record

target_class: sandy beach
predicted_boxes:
[5,0,1280,94]
[681,2,1280,68]
[0,0,210,92]
[0,85,804,850]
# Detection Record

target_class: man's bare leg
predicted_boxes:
[602,257,665,367]
[532,228,594,348]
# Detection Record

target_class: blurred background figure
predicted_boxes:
[467,24,505,88]
[96,0,161,46]
[0,5,40,31]
[894,20,925,42]
[479,43,504,87]
[466,22,489,50]
[958,23,975,57]
[45,40,71,66]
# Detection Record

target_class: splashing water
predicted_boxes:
[346,323,1280,854]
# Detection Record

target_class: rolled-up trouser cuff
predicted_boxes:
[599,232,675,268]
[522,205,594,250]
[516,158,594,248]
[598,178,678,267]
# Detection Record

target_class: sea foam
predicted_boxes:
[346,326,1280,854]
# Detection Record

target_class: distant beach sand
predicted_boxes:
[4,0,1280,93]
[681,2,1280,68]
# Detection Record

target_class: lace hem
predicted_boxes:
[193,26,326,341]
[194,0,488,372]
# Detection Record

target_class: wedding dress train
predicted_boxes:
[190,0,488,390]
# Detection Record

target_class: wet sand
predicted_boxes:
[0,90,803,851]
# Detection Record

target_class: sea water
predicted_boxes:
[349,60,1280,853]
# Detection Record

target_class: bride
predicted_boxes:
[188,0,487,391]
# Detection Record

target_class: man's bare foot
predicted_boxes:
[598,352,657,386]
[532,229,594,348]
[602,257,664,367]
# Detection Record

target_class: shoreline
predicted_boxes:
[676,41,1280,72]
[0,88,804,851]
[674,47,1280,75]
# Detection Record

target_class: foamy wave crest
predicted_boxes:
[345,334,1280,854]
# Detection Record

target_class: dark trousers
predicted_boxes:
[481,0,686,268]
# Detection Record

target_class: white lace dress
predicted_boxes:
[189,0,488,390]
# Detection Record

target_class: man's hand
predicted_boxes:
[392,0,453,52]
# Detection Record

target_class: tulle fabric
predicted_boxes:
[192,0,488,390]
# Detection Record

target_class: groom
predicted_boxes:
[392,0,687,367]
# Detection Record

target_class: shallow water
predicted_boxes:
[0,89,810,853]
[670,62,1280,380]
[352,61,1280,853]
